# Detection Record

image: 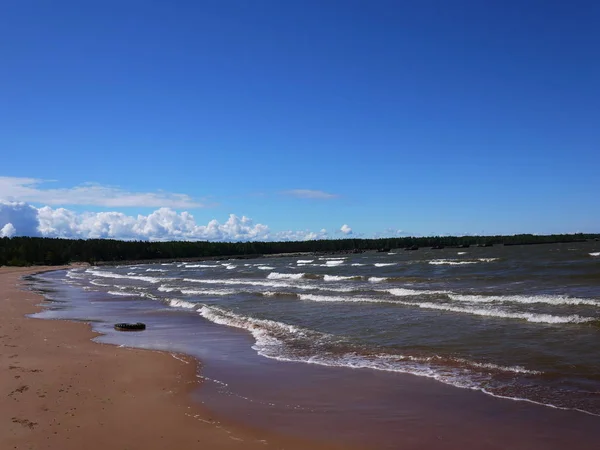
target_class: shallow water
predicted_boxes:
[29,241,600,448]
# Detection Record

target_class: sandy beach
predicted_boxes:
[0,266,355,450]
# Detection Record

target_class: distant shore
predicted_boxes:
[0,266,356,450]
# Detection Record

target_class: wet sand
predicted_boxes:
[0,267,355,450]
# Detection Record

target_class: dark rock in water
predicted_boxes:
[431,245,444,249]
[405,245,419,251]
[114,322,146,331]
[377,248,391,253]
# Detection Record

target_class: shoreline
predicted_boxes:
[0,266,357,450]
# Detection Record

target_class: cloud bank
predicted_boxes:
[0,201,330,242]
[0,177,203,208]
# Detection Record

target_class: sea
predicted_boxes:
[29,241,600,449]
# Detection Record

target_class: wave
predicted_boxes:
[85,269,166,284]
[298,293,390,304]
[351,263,366,266]
[168,299,197,309]
[368,277,386,283]
[257,266,274,270]
[294,291,596,324]
[158,285,237,296]
[66,271,85,279]
[198,305,319,359]
[107,290,140,297]
[90,279,110,287]
[374,263,396,267]
[590,252,600,257]
[323,260,345,267]
[391,300,596,324]
[319,257,346,261]
[429,259,478,266]
[197,305,546,407]
[323,275,361,281]
[457,252,467,255]
[448,293,600,307]
[182,277,356,293]
[388,288,449,296]
[184,264,218,268]
[297,259,314,263]
[429,258,499,265]
[146,268,167,272]
[267,272,305,280]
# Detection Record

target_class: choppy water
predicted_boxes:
[53,242,600,415]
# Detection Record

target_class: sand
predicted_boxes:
[0,267,356,450]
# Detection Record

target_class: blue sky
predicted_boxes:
[1,1,599,240]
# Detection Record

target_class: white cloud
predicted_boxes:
[272,228,329,241]
[0,223,16,238]
[340,224,353,235]
[0,177,203,208]
[0,200,285,241]
[283,189,338,199]
[0,200,41,236]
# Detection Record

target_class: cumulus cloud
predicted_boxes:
[273,228,329,241]
[0,200,313,241]
[0,177,203,208]
[283,189,338,199]
[0,223,16,238]
[340,224,353,235]
[0,200,41,236]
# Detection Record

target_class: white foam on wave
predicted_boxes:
[293,290,596,323]
[257,266,274,270]
[146,268,167,272]
[183,277,355,293]
[457,252,467,255]
[590,252,600,257]
[66,271,84,279]
[298,293,390,304]
[198,305,312,358]
[448,293,600,307]
[323,260,345,267]
[185,264,218,268]
[158,285,178,292]
[267,272,305,280]
[323,275,358,281]
[297,259,314,263]
[319,257,346,261]
[453,358,541,375]
[107,290,139,297]
[90,279,110,287]
[168,299,197,309]
[159,285,237,296]
[368,277,386,282]
[429,259,477,265]
[388,288,449,297]
[392,300,595,324]
[430,258,498,265]
[86,268,166,284]
[374,263,396,267]
[351,263,366,266]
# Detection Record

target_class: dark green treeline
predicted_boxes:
[1,233,598,267]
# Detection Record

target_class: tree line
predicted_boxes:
[0,233,598,267]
